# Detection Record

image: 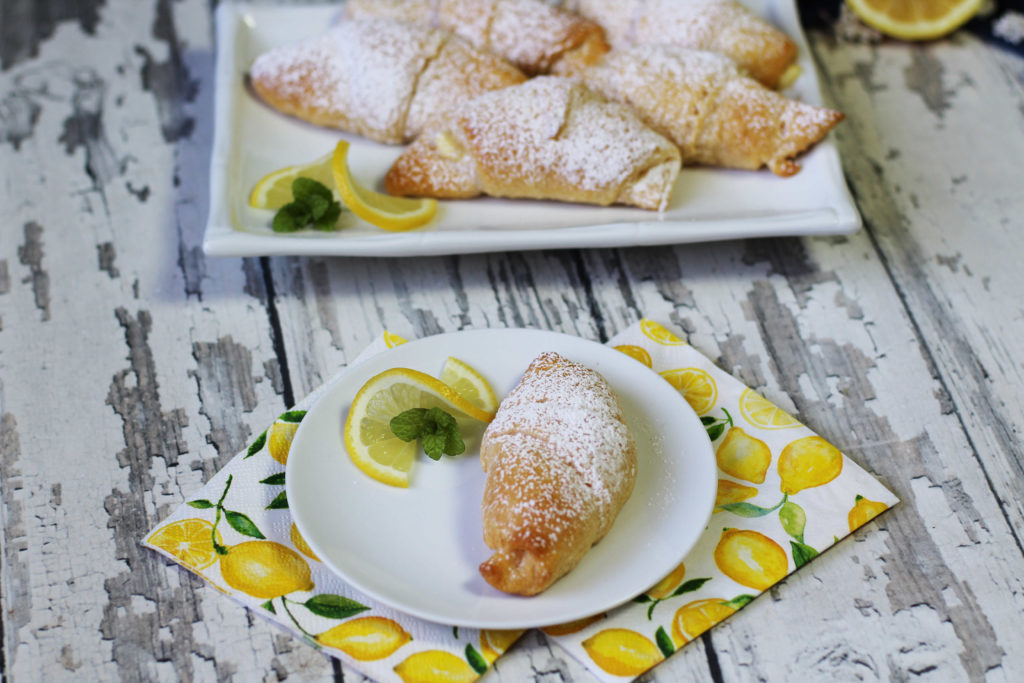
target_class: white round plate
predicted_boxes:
[287,329,716,629]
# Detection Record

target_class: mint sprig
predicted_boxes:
[390,407,465,460]
[272,178,342,232]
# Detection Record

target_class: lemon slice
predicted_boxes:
[846,0,983,40]
[249,153,335,210]
[738,387,802,429]
[331,140,437,231]
[344,368,494,487]
[440,356,500,414]
[659,367,717,416]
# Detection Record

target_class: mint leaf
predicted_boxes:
[390,407,464,460]
[444,429,465,456]
[292,177,332,204]
[422,432,446,460]
[313,202,341,231]
[272,179,341,232]
[391,408,430,442]
[428,407,457,431]
[305,191,330,220]
[273,202,309,232]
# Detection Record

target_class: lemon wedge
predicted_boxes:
[147,518,221,570]
[738,388,802,430]
[440,356,500,414]
[331,140,437,231]
[344,367,494,487]
[248,153,335,210]
[846,0,983,41]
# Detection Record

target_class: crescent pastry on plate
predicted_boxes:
[565,0,799,88]
[583,45,844,176]
[478,352,638,596]
[343,0,610,76]
[249,18,525,144]
[385,76,682,210]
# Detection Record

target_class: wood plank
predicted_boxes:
[3,1,1024,681]
[0,1,317,680]
[812,31,1024,533]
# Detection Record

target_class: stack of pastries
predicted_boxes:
[250,0,844,209]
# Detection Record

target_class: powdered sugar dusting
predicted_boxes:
[458,77,679,205]
[251,19,443,142]
[567,0,796,87]
[346,0,606,75]
[480,352,637,554]
[484,0,602,74]
[583,45,842,175]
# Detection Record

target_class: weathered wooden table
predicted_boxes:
[3,1,1023,681]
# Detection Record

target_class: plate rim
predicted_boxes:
[285,328,718,628]
[203,1,861,258]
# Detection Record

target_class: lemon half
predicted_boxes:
[846,0,983,41]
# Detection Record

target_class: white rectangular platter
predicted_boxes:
[203,1,861,258]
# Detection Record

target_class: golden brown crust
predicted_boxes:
[249,19,524,144]
[567,0,798,88]
[583,46,843,176]
[478,352,637,596]
[345,0,610,75]
[386,77,681,210]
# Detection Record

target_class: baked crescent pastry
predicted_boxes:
[583,46,843,176]
[565,0,799,88]
[479,352,638,596]
[385,77,682,210]
[249,19,525,144]
[343,0,610,76]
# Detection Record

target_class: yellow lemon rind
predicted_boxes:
[331,140,437,232]
[846,0,983,41]
[344,367,494,487]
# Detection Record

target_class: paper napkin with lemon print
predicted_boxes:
[143,319,897,683]
[541,319,899,681]
[143,331,516,683]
